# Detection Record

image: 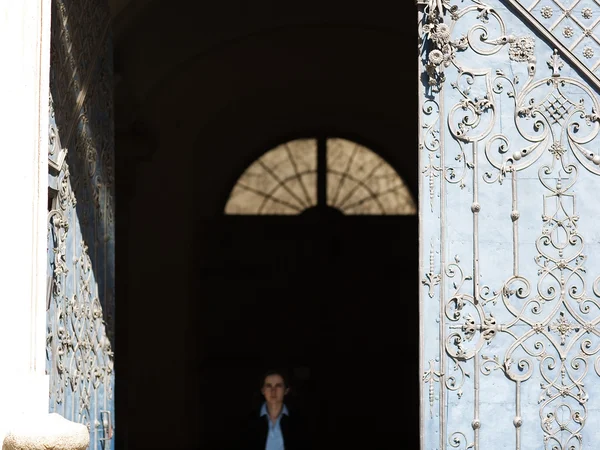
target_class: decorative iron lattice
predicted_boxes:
[515,0,600,77]
[47,94,114,448]
[418,0,600,449]
[47,0,115,447]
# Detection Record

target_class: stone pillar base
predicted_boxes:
[2,413,89,450]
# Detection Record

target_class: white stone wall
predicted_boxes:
[0,0,51,442]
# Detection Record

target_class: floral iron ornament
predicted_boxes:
[417,0,466,91]
[418,1,600,449]
[417,0,454,19]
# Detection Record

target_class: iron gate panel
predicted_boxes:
[46,0,115,448]
[418,1,600,449]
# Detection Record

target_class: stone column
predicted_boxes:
[0,0,52,441]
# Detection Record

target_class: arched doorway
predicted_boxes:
[113,4,419,448]
[194,136,419,449]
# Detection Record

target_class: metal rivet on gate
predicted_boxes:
[513,416,522,428]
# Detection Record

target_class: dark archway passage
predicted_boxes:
[194,208,419,449]
[113,3,419,449]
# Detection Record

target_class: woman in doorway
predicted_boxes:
[245,369,311,450]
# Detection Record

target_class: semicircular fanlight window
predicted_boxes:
[224,137,416,215]
[326,138,416,215]
[224,139,317,215]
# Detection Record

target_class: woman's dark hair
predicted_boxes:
[261,369,290,389]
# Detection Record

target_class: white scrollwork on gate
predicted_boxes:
[419,1,600,449]
[47,94,114,442]
[47,0,115,445]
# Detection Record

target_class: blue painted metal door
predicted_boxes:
[46,0,115,446]
[46,93,115,450]
[418,1,600,449]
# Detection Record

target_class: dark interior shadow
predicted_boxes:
[193,211,419,449]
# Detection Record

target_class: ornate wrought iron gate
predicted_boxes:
[46,93,115,448]
[46,0,115,448]
[418,1,600,449]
